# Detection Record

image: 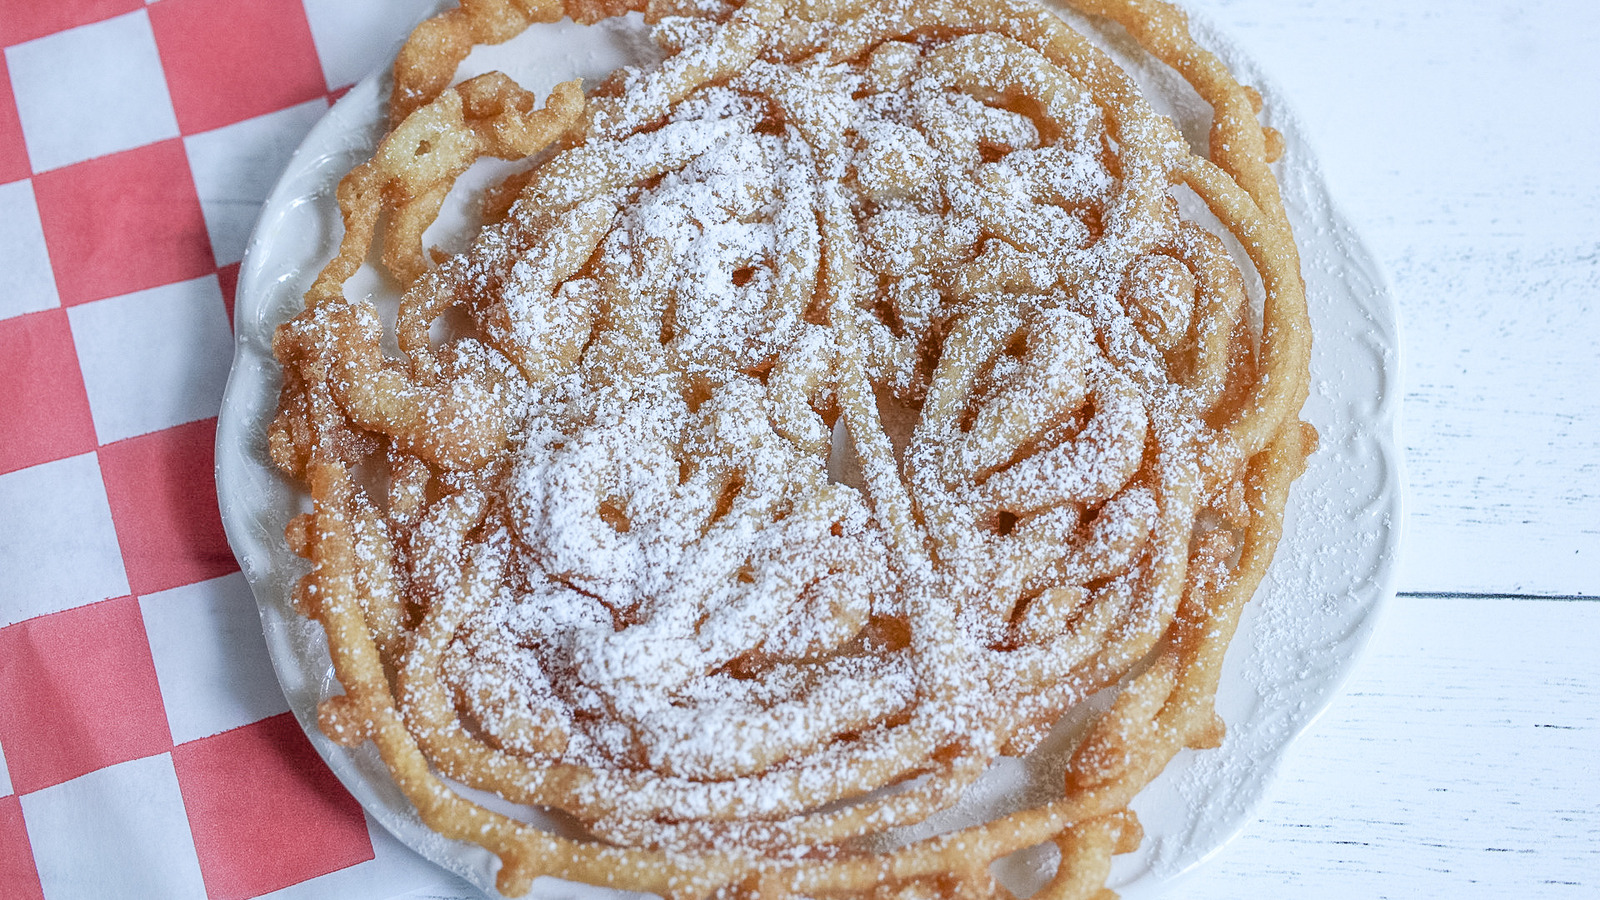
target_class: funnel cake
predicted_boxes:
[268,0,1314,896]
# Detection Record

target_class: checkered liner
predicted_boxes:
[0,1,483,897]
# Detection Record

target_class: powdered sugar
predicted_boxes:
[226,3,1396,896]
[393,10,1237,836]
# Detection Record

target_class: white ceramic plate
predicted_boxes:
[216,6,1403,898]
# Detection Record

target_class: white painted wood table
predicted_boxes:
[1171,1,1600,896]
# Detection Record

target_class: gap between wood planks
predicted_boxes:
[1397,591,1599,602]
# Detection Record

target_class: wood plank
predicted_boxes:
[1185,0,1600,593]
[1181,593,1600,898]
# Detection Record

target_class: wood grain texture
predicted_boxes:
[1186,0,1600,594]
[1182,594,1600,898]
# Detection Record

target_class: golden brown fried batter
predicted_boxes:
[270,0,1313,896]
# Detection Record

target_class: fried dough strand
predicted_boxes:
[269,0,1313,896]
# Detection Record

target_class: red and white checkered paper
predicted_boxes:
[0,1,482,897]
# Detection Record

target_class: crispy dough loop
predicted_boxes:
[271,0,1314,896]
